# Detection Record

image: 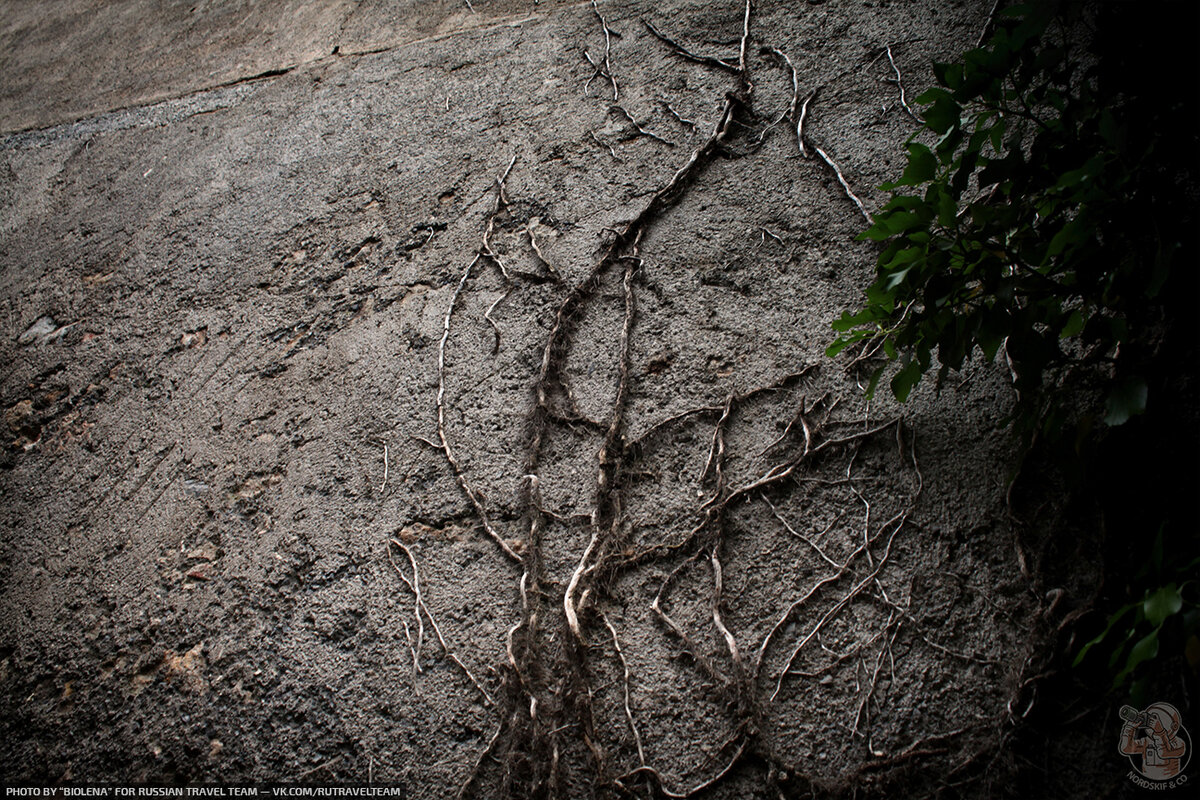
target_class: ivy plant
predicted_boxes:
[828,1,1200,694]
[1073,524,1200,702]
[827,2,1178,452]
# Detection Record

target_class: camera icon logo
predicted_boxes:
[1119,702,1191,786]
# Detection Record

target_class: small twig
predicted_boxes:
[613,104,675,147]
[786,620,894,678]
[525,223,561,280]
[771,520,907,702]
[567,257,639,645]
[886,45,920,122]
[755,515,886,681]
[711,548,745,680]
[764,47,799,121]
[396,542,424,666]
[456,717,507,800]
[853,725,979,776]
[388,538,494,705]
[436,164,524,566]
[618,737,748,799]
[475,154,518,352]
[409,434,441,452]
[526,80,750,594]
[583,50,605,95]
[435,251,520,563]
[624,404,723,452]
[743,46,796,147]
[812,145,871,223]
[297,755,342,780]
[765,497,839,570]
[565,530,601,644]
[844,300,917,372]
[506,571,530,683]
[389,539,425,670]
[379,443,389,493]
[781,434,923,704]
[759,226,784,246]
[483,158,516,266]
[652,551,723,683]
[756,392,822,457]
[399,616,418,681]
[590,130,620,161]
[482,290,511,353]
[796,88,819,158]
[725,417,899,506]
[634,373,818,456]
[737,0,753,95]
[641,18,739,73]
[584,0,620,100]
[601,611,646,766]
[846,450,874,568]
[661,100,697,130]
[700,393,734,488]
[861,37,926,75]
[977,0,1004,48]
[852,615,901,742]
[931,636,997,667]
[755,424,922,689]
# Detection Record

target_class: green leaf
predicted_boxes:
[882,195,926,212]
[1055,156,1102,190]
[884,267,913,291]
[865,364,886,399]
[825,339,852,358]
[937,190,959,228]
[1059,309,1084,338]
[1074,603,1139,667]
[931,61,963,91]
[1108,623,1138,670]
[915,87,953,105]
[1046,215,1088,260]
[1144,583,1183,627]
[1113,629,1159,688]
[902,143,938,184]
[890,360,923,402]
[998,3,1033,19]
[922,95,962,135]
[989,119,1004,152]
[882,245,923,271]
[831,308,882,332]
[826,328,870,356]
[1098,108,1119,147]
[858,223,894,242]
[878,212,916,235]
[935,125,964,164]
[864,284,897,312]
[1104,377,1148,426]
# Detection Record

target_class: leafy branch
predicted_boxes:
[828,2,1180,450]
[828,0,1200,696]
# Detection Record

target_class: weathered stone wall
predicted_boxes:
[1,2,1060,796]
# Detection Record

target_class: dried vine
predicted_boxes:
[394,1,1029,796]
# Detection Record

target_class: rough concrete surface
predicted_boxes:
[0,1,1113,796]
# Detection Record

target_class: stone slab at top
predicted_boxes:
[0,0,577,133]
